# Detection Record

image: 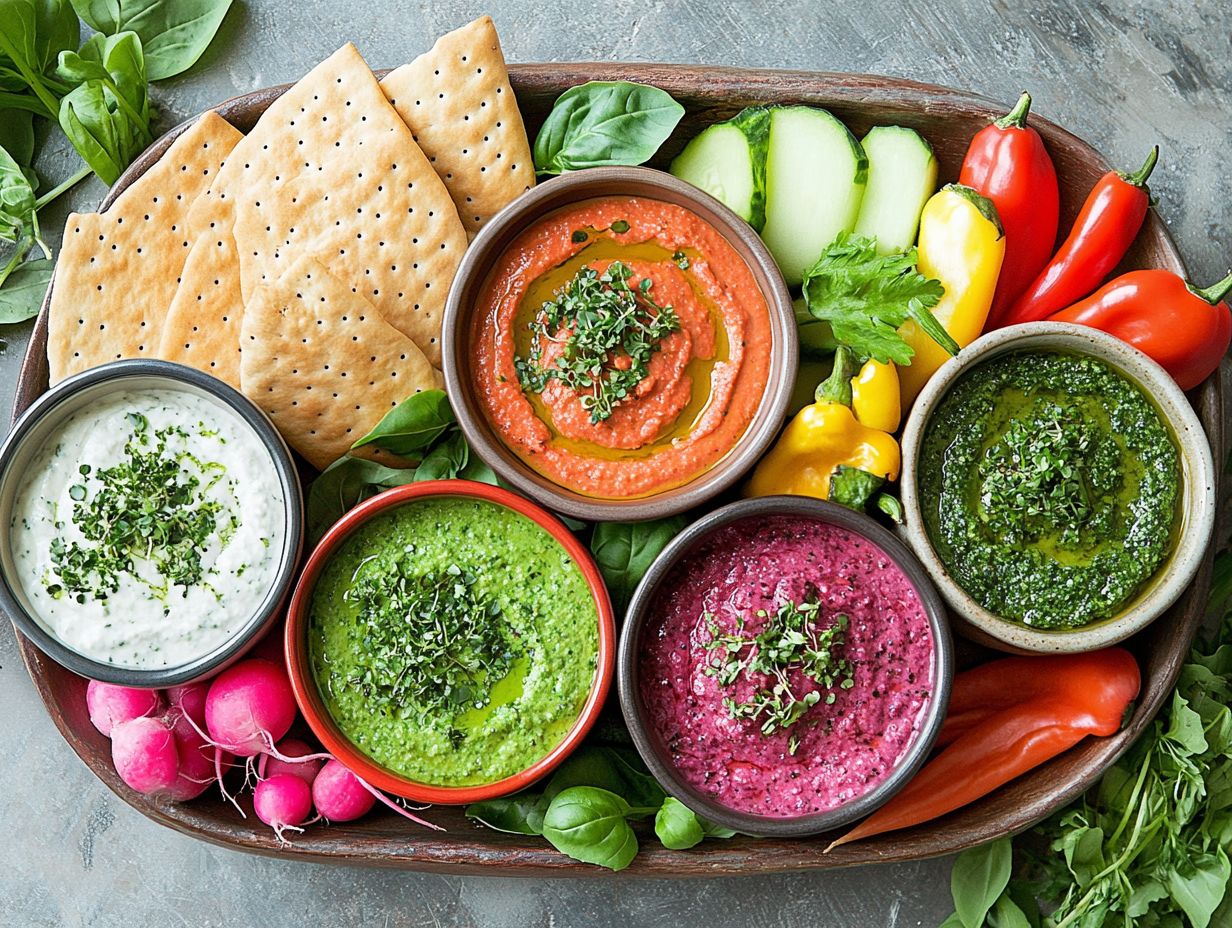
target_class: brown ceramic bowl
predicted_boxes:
[617,496,953,838]
[442,166,797,522]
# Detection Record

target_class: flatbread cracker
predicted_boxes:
[382,16,535,238]
[155,231,244,389]
[239,256,442,470]
[230,127,465,368]
[46,111,243,383]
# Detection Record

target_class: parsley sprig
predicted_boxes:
[343,559,520,740]
[516,261,681,423]
[703,592,854,740]
[45,413,234,604]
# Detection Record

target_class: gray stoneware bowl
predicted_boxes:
[0,360,304,687]
[617,496,953,838]
[900,322,1217,655]
[443,165,797,522]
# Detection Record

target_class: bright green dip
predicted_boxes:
[919,350,1179,630]
[308,496,599,786]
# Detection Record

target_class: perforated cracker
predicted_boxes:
[155,231,244,389]
[239,256,442,470]
[382,16,535,239]
[46,111,243,384]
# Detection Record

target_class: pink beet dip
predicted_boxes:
[639,514,934,818]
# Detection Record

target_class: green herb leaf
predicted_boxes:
[0,140,39,248]
[986,894,1031,928]
[590,516,686,613]
[654,797,704,850]
[58,79,130,185]
[533,80,684,175]
[950,837,1012,928]
[305,454,415,543]
[412,431,470,482]
[541,786,640,871]
[801,231,950,366]
[0,109,37,167]
[349,389,455,455]
[465,794,548,836]
[827,465,886,513]
[0,255,51,321]
[69,0,234,81]
[1166,850,1230,928]
[544,746,667,812]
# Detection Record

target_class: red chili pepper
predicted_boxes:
[1050,269,1232,390]
[827,648,1140,850]
[959,92,1060,328]
[997,147,1159,328]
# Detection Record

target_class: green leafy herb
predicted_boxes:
[305,455,416,543]
[45,414,235,602]
[533,80,684,175]
[654,797,705,850]
[516,260,681,423]
[69,0,234,81]
[544,746,666,811]
[541,787,646,871]
[828,464,887,514]
[802,231,952,365]
[350,389,455,456]
[948,838,1013,928]
[342,558,519,734]
[703,593,854,735]
[589,516,686,613]
[464,794,548,836]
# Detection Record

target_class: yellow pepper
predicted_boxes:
[897,184,1006,406]
[747,348,900,500]
[851,358,901,433]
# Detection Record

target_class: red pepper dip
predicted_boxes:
[472,195,772,498]
[640,515,934,817]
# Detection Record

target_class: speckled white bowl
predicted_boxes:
[900,322,1216,654]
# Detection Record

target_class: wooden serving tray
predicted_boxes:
[11,64,1228,876]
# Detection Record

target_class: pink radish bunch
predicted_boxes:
[85,657,440,844]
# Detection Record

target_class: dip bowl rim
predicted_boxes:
[899,321,1217,654]
[442,164,798,523]
[616,495,954,839]
[283,478,617,805]
[0,359,305,688]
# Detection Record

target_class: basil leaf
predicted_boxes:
[654,797,704,850]
[350,389,455,455]
[69,0,234,81]
[951,838,1012,928]
[0,0,79,77]
[828,465,886,514]
[987,894,1032,928]
[306,454,415,542]
[544,746,666,812]
[465,793,548,836]
[412,431,469,482]
[876,492,904,523]
[533,81,684,176]
[0,109,36,167]
[58,79,129,184]
[0,256,51,321]
[0,141,37,245]
[590,516,686,613]
[56,32,152,149]
[541,786,639,871]
[938,915,965,928]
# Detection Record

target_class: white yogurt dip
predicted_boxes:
[9,388,286,669]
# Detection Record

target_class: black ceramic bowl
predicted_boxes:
[617,496,953,838]
[0,360,303,687]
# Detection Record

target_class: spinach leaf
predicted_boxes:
[950,837,1012,928]
[0,255,51,320]
[0,109,37,167]
[1166,850,1230,928]
[69,0,233,81]
[351,389,455,456]
[465,793,548,836]
[541,786,640,871]
[590,516,685,613]
[533,81,684,175]
[0,141,38,247]
[305,454,415,543]
[56,31,152,150]
[827,465,886,514]
[654,797,704,850]
[0,0,77,115]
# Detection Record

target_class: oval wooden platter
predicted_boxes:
[11,64,1228,876]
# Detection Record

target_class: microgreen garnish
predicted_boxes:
[571,230,588,243]
[702,592,854,736]
[671,250,690,270]
[515,260,681,423]
[44,414,235,603]
[343,558,521,739]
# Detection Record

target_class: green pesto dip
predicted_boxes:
[308,496,599,786]
[919,350,1179,630]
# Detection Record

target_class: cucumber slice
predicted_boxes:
[853,126,938,254]
[794,295,838,359]
[670,107,770,230]
[761,106,868,287]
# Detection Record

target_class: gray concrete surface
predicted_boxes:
[2,1,1229,925]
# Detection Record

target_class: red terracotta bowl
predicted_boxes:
[284,479,615,805]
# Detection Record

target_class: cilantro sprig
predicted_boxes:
[801,231,954,365]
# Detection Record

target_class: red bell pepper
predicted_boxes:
[959,92,1060,328]
[1050,269,1232,390]
[998,147,1159,328]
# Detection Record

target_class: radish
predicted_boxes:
[86,681,161,736]
[111,716,179,794]
[166,682,209,729]
[204,659,297,756]
[312,760,376,822]
[260,738,324,786]
[253,773,313,842]
[162,725,218,801]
